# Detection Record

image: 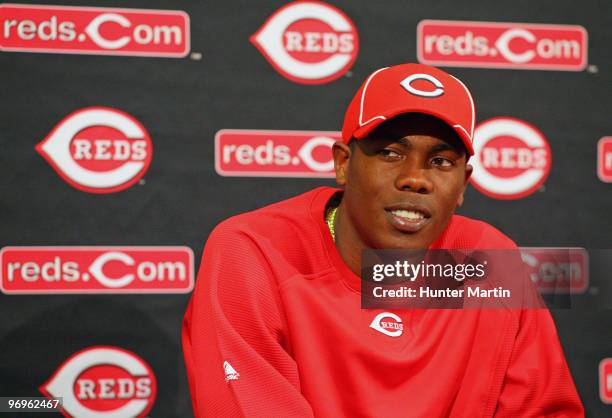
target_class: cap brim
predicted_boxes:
[352,108,474,156]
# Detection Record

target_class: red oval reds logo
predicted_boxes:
[470,117,551,199]
[40,346,157,418]
[250,1,359,84]
[36,107,153,193]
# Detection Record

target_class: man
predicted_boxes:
[183,63,583,417]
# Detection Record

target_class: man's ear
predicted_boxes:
[456,163,473,208]
[332,141,351,186]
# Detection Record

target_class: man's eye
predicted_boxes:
[378,149,401,159]
[431,157,453,167]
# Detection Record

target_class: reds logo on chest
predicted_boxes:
[369,312,404,337]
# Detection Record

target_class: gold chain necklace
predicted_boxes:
[326,206,338,241]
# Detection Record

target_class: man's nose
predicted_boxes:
[394,159,433,194]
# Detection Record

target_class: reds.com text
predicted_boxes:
[0,247,194,294]
[601,358,612,404]
[598,137,612,183]
[520,248,588,294]
[215,130,339,177]
[0,4,189,56]
[418,20,587,71]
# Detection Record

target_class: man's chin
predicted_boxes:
[376,231,433,250]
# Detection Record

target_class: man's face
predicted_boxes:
[333,113,472,250]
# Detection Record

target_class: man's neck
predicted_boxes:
[332,199,442,276]
[333,202,364,276]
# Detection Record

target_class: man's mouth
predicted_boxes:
[385,206,431,233]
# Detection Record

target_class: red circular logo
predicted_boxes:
[470,117,551,200]
[250,1,359,84]
[40,346,157,418]
[36,107,153,194]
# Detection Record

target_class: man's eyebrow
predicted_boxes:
[430,142,462,154]
[383,137,462,154]
[396,137,411,146]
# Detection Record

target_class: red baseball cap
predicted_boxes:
[342,63,475,155]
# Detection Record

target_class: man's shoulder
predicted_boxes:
[205,187,336,276]
[440,214,517,249]
[208,187,335,247]
[218,186,329,228]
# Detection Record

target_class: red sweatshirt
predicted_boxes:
[182,187,583,417]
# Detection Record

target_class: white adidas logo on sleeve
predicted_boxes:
[223,361,240,382]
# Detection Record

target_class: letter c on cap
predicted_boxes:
[400,73,444,98]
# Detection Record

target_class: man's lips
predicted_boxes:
[384,204,432,233]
